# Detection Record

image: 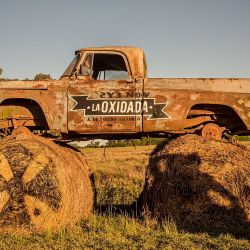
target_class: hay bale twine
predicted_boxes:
[0,134,93,231]
[140,135,250,234]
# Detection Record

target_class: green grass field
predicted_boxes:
[0,145,249,249]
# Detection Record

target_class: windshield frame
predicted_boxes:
[61,52,81,77]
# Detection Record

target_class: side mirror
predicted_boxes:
[81,65,93,76]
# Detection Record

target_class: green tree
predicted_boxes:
[34,73,52,80]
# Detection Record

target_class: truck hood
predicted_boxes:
[0,80,51,90]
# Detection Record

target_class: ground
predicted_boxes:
[0,145,249,249]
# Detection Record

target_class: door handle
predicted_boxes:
[125,79,134,83]
[118,79,134,84]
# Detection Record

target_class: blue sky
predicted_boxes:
[1,0,250,79]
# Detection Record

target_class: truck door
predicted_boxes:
[67,51,138,134]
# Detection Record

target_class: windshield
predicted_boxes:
[61,53,80,77]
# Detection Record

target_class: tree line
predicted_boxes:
[0,72,52,81]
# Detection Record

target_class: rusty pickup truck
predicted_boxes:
[0,46,249,140]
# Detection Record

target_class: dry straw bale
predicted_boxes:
[0,134,93,231]
[140,135,250,234]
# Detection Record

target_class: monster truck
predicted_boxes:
[1,46,250,231]
[0,46,249,140]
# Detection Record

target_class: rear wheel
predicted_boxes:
[201,123,223,140]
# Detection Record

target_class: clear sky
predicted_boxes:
[1,0,250,79]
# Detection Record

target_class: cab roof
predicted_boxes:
[76,46,143,53]
[76,46,147,78]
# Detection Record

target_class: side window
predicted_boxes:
[80,54,93,76]
[81,53,129,80]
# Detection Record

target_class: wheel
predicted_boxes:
[0,136,93,231]
[11,126,32,137]
[201,123,222,140]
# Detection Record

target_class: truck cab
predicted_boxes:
[61,46,147,80]
[62,47,148,135]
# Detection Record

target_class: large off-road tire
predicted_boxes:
[0,133,93,231]
[140,134,250,235]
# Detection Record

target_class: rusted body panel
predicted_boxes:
[143,78,250,131]
[0,80,68,132]
[1,46,250,138]
[66,77,250,135]
[67,78,140,133]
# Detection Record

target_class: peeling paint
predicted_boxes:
[245,101,250,108]
[237,99,244,105]
[190,93,200,101]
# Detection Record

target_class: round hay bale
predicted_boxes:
[0,134,93,231]
[140,135,250,234]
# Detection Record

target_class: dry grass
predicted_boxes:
[82,145,154,205]
[0,214,249,250]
